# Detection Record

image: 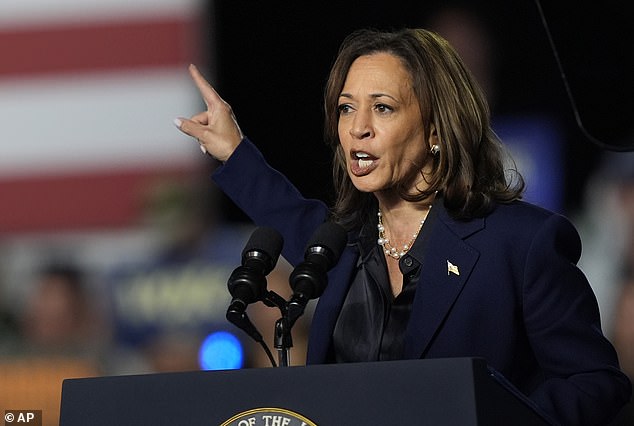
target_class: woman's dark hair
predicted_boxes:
[324,28,524,230]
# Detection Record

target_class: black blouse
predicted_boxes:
[333,214,428,362]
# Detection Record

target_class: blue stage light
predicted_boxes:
[199,331,244,370]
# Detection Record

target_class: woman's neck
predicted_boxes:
[375,193,435,249]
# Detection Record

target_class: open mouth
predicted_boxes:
[350,151,378,176]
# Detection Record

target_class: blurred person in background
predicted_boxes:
[576,150,634,425]
[0,261,104,426]
[18,262,106,358]
[425,4,496,107]
[575,152,634,340]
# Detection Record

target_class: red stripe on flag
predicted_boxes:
[0,17,201,78]
[0,167,200,234]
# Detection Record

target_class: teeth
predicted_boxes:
[359,159,373,168]
[353,152,374,169]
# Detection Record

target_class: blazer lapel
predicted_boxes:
[403,204,484,359]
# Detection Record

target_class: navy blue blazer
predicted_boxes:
[213,138,631,425]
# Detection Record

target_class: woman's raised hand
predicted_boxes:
[174,64,243,162]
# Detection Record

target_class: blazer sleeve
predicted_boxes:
[211,138,330,266]
[523,213,632,425]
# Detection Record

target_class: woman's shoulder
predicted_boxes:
[490,199,564,223]
[487,200,580,243]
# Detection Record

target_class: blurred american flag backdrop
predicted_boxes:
[0,0,207,234]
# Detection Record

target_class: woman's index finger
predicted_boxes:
[189,64,222,107]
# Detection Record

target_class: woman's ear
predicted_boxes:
[428,124,440,155]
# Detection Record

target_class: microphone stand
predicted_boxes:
[274,317,292,367]
[262,290,294,367]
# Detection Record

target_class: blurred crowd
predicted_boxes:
[0,178,309,425]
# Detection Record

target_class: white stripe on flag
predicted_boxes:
[0,0,203,29]
[0,68,203,177]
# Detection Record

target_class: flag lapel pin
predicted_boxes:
[447,260,460,276]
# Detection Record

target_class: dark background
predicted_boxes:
[205,0,633,221]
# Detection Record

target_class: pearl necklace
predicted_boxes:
[377,205,432,260]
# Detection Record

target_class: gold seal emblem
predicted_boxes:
[221,407,317,426]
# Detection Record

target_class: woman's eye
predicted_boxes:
[375,103,393,113]
[337,104,352,114]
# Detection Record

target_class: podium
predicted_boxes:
[60,357,553,425]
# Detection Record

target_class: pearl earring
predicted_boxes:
[430,144,440,155]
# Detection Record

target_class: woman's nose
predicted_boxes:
[349,111,374,139]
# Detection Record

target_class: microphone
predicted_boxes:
[287,221,347,326]
[226,226,283,341]
[227,226,283,310]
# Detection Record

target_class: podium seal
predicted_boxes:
[221,407,317,426]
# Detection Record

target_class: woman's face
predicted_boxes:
[337,52,433,195]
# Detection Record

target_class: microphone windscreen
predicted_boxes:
[241,226,284,266]
[306,221,347,266]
